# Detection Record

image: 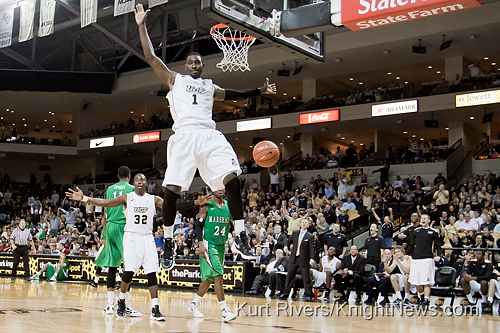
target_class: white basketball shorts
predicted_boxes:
[312,269,327,288]
[409,258,435,286]
[163,129,241,192]
[122,232,159,274]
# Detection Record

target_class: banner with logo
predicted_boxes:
[18,0,36,43]
[372,100,418,117]
[148,0,168,8]
[38,0,57,37]
[114,0,135,16]
[81,0,98,28]
[0,7,14,48]
[338,0,483,31]
[456,89,500,107]
[299,110,339,125]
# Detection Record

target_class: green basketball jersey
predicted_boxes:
[105,181,134,224]
[204,199,232,245]
[60,259,70,277]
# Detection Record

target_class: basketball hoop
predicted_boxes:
[210,24,256,72]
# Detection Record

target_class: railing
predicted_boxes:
[444,138,462,159]
[474,136,489,158]
[279,151,302,171]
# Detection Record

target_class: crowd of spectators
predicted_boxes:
[2,168,500,310]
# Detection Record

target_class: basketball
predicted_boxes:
[253,140,280,168]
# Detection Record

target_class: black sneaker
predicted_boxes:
[150,305,166,321]
[482,301,493,314]
[115,281,121,290]
[420,299,430,309]
[161,238,176,271]
[90,281,98,288]
[231,232,256,260]
[393,298,403,305]
[402,298,412,307]
[364,298,375,306]
[355,297,363,305]
[116,298,126,317]
[379,298,390,307]
[323,290,330,300]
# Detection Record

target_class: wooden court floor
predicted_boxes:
[0,277,498,333]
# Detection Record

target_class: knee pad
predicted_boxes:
[163,188,180,227]
[122,271,134,284]
[224,176,243,220]
[106,267,117,288]
[147,273,157,287]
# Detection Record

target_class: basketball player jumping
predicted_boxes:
[67,174,200,320]
[135,4,276,270]
[187,189,237,322]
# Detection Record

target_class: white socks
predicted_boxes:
[93,276,99,283]
[164,225,174,238]
[107,291,114,305]
[466,294,474,303]
[152,298,159,307]
[418,292,423,298]
[219,300,228,311]
[488,297,494,303]
[119,291,126,300]
[234,219,245,234]
[396,291,403,299]
[193,295,202,305]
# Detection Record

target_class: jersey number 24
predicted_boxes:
[214,226,226,236]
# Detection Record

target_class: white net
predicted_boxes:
[210,24,256,72]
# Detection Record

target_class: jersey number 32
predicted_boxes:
[134,214,147,224]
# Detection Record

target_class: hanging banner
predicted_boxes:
[39,0,57,37]
[19,0,36,42]
[81,0,98,28]
[114,0,135,16]
[0,7,14,48]
[148,0,168,8]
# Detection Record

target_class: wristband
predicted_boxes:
[82,195,89,203]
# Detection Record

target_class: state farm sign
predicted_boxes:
[339,0,482,31]
[299,110,340,125]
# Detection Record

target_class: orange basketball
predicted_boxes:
[253,140,279,168]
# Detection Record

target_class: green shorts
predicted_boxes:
[94,222,124,268]
[44,264,68,281]
[200,242,225,282]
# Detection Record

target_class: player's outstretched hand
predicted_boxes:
[195,194,212,206]
[198,242,208,260]
[134,4,150,25]
[66,187,84,201]
[260,78,276,95]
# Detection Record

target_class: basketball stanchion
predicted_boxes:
[210,23,256,72]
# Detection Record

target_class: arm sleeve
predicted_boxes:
[224,88,261,101]
[194,218,204,242]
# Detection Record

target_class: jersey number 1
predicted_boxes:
[192,94,198,105]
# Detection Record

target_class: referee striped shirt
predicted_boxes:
[10,228,33,246]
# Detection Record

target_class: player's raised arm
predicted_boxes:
[135,4,176,89]
[66,187,127,208]
[213,78,277,101]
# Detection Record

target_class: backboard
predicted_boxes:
[201,0,325,62]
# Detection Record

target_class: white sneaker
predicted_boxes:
[103,304,114,315]
[187,302,204,318]
[49,275,57,282]
[222,308,237,323]
[125,306,142,317]
[28,274,39,281]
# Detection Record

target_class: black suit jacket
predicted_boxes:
[274,233,287,250]
[287,229,315,266]
[340,254,366,275]
[255,254,269,266]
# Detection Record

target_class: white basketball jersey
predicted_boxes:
[125,192,155,235]
[321,256,340,273]
[167,73,216,132]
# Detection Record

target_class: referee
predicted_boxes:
[10,219,35,281]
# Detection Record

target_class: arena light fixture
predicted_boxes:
[12,123,15,126]
[412,134,416,138]
[428,65,433,69]
[484,57,489,60]
[387,72,392,75]
[22,118,25,121]
[437,71,441,74]
[283,92,287,96]
[396,77,400,80]
[492,62,497,66]
[11,110,14,113]
[445,127,449,130]
[351,140,354,143]
[470,116,474,120]
[69,120,72,123]
[403,131,408,134]
[359,82,363,85]
[349,77,353,81]
[130,111,133,114]
[44,119,47,122]
[287,135,291,138]
[24,124,27,126]
[341,137,345,140]
[249,145,253,148]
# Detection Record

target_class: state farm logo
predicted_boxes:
[299,110,339,125]
[358,0,427,15]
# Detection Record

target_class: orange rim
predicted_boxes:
[210,23,255,42]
